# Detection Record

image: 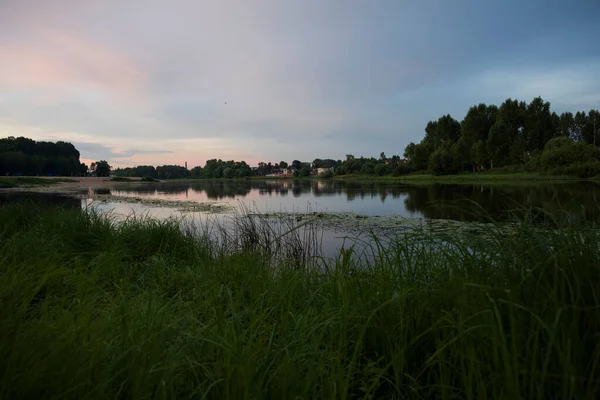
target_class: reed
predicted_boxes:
[0,200,598,399]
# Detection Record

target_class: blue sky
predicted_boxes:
[0,0,598,167]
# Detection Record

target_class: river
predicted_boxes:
[3,179,600,258]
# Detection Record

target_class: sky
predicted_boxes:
[0,0,599,168]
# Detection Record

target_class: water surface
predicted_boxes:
[4,180,600,258]
[99,179,600,222]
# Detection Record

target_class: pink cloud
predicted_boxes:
[0,26,147,103]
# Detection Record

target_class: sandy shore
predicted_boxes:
[1,177,233,213]
[0,177,145,194]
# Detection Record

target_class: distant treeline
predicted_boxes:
[0,136,86,176]
[334,153,405,176]
[403,97,600,177]
[112,159,343,179]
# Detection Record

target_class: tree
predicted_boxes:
[539,136,600,173]
[435,114,462,145]
[299,167,311,177]
[279,161,288,169]
[429,146,453,175]
[91,160,111,177]
[321,169,334,179]
[360,162,375,174]
[487,121,511,169]
[524,97,554,152]
[374,163,390,176]
[291,160,302,170]
[223,167,234,179]
[0,136,83,176]
[581,110,600,147]
[80,163,88,177]
[404,143,416,160]
[573,111,588,142]
[461,103,497,146]
[450,137,470,172]
[410,143,431,171]
[471,140,487,172]
[508,134,526,165]
[558,112,575,139]
[379,152,386,162]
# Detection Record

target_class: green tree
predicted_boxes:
[299,167,311,177]
[461,104,498,146]
[471,140,487,172]
[435,114,462,145]
[91,160,111,177]
[429,146,452,175]
[450,137,470,172]
[524,97,554,152]
[573,111,588,142]
[360,162,375,175]
[581,110,600,146]
[558,112,575,139]
[403,143,416,160]
[508,134,527,165]
[374,163,390,176]
[291,160,302,170]
[487,121,511,169]
[223,167,234,179]
[80,163,88,176]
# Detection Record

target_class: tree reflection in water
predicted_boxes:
[86,180,600,224]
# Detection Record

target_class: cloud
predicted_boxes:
[473,60,600,111]
[0,28,147,107]
[0,0,599,165]
[73,142,172,160]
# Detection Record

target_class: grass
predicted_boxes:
[110,176,135,182]
[0,201,599,399]
[0,177,77,188]
[110,176,159,182]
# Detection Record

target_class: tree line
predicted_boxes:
[112,158,343,179]
[403,97,600,177]
[0,136,87,177]
[5,97,599,180]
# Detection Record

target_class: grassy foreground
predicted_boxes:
[0,202,599,399]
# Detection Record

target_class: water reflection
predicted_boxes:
[98,180,600,222]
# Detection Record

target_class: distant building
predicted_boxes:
[266,168,296,177]
[315,167,333,176]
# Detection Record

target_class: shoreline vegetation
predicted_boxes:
[1,172,596,193]
[0,200,598,398]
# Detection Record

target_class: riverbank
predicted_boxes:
[334,172,587,184]
[0,201,598,399]
[0,176,152,193]
[0,177,78,189]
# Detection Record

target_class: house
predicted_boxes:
[266,168,296,177]
[315,167,333,176]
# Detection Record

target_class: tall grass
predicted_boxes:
[0,200,599,399]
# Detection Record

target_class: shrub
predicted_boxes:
[321,169,334,179]
[393,163,413,176]
[373,163,390,176]
[549,160,600,178]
